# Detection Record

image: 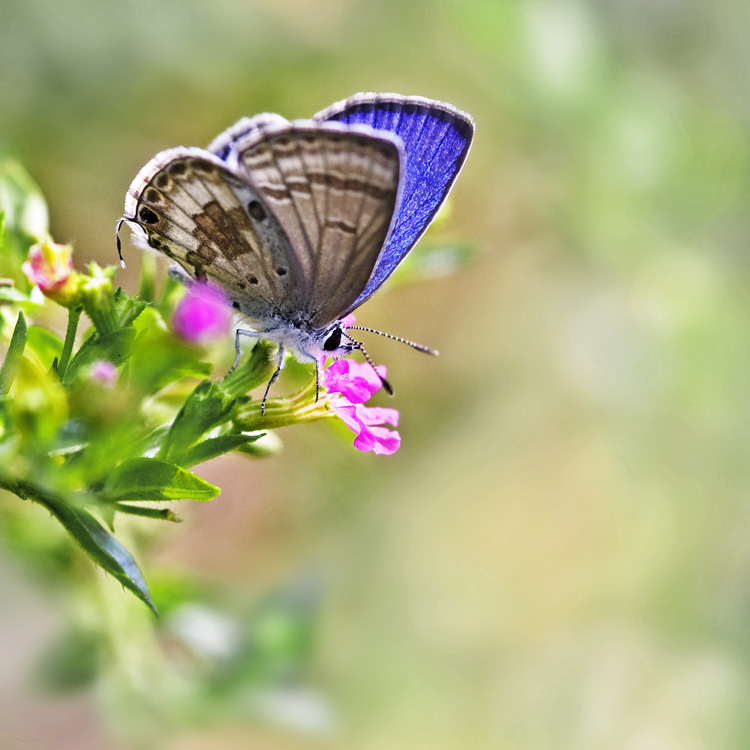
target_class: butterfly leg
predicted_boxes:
[261,344,285,415]
[300,350,320,402]
[231,328,263,373]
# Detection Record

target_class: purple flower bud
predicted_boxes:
[90,360,117,388]
[172,282,232,344]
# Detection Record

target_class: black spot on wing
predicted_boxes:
[139,206,159,224]
[247,200,266,221]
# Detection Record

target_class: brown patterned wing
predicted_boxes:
[232,121,403,329]
[123,146,307,323]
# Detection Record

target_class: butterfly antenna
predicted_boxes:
[115,218,126,268]
[342,332,393,396]
[346,326,438,356]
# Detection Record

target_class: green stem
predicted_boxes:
[138,254,157,302]
[221,340,276,398]
[0,473,27,500]
[156,274,182,319]
[57,305,81,380]
[239,404,334,430]
[0,473,88,512]
[115,503,182,522]
[234,380,335,430]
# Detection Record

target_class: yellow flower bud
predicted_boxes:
[21,240,82,307]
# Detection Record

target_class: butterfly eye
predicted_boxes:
[323,328,342,351]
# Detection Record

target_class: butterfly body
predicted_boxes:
[121,93,474,396]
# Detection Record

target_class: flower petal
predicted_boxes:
[329,399,362,433]
[353,425,401,455]
[354,404,400,427]
[323,359,383,403]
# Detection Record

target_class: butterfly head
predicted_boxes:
[328,323,395,396]
[263,318,357,363]
[321,325,355,357]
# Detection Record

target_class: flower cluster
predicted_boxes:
[322,358,401,455]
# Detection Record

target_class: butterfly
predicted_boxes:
[119,93,474,410]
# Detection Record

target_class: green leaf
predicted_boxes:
[64,327,135,384]
[113,288,148,328]
[133,424,172,458]
[104,457,220,502]
[55,306,81,381]
[0,286,43,317]
[181,432,264,467]
[26,325,63,371]
[234,431,283,458]
[46,499,156,614]
[0,311,27,394]
[0,160,49,245]
[128,321,212,394]
[158,380,235,464]
[5,355,67,445]
[0,286,37,303]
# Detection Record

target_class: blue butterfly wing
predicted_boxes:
[314,93,474,311]
[207,113,290,161]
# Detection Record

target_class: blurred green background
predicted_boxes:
[3,0,750,747]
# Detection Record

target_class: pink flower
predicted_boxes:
[22,240,81,305]
[91,360,117,387]
[173,282,232,344]
[22,240,72,292]
[322,357,382,403]
[322,358,401,455]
